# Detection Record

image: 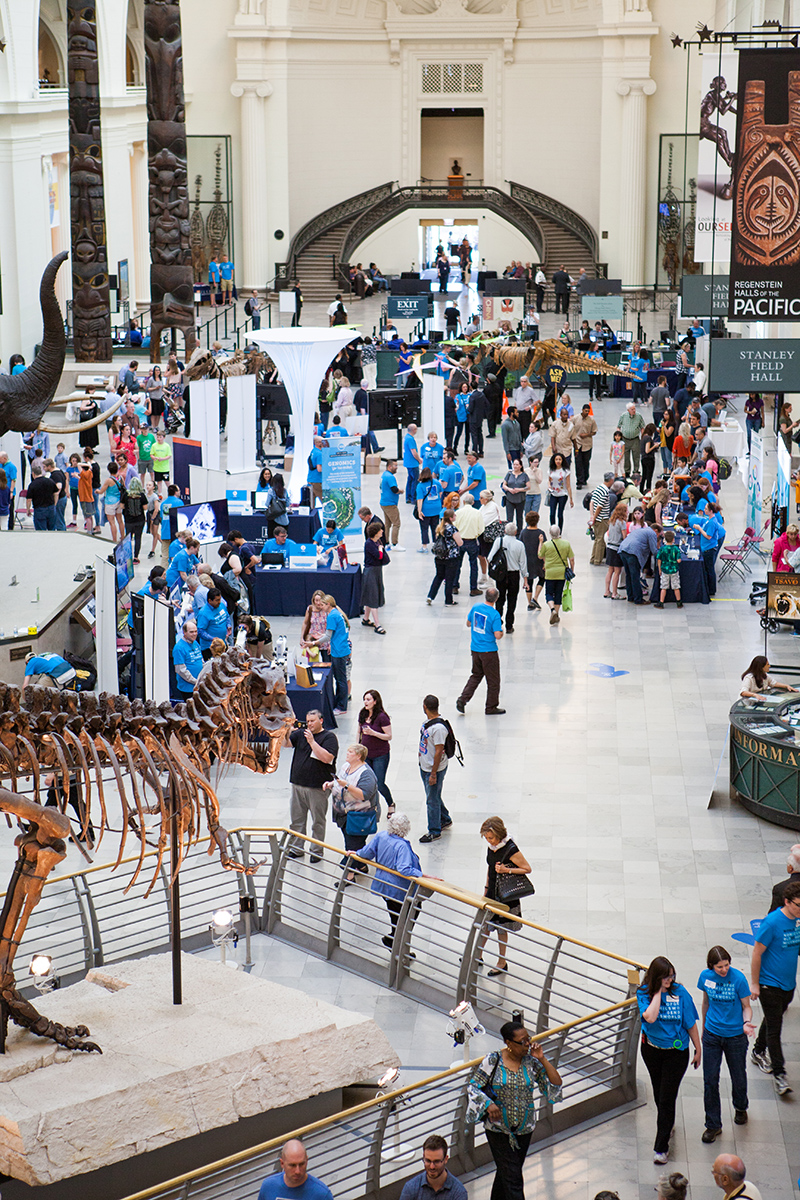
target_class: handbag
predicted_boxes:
[495,872,536,902]
[553,539,575,581]
[345,808,378,836]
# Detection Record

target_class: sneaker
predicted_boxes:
[417,547,429,554]
[419,832,441,843]
[441,819,453,829]
[653,1152,668,1166]
[470,589,482,596]
[530,598,541,610]
[734,1110,748,1125]
[147,551,155,559]
[751,1048,772,1074]
[654,601,664,608]
[393,544,406,552]
[677,601,684,608]
[701,1128,722,1144]
[309,854,322,864]
[456,699,465,713]
[485,707,506,715]
[774,1073,793,1096]
[333,708,348,716]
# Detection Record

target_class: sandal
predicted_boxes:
[361,618,374,627]
[374,626,387,635]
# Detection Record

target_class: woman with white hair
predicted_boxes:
[478,489,504,585]
[358,813,441,949]
[325,743,378,883]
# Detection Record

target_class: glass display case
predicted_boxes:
[730,695,800,828]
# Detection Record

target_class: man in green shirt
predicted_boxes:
[150,430,172,495]
[617,403,645,474]
[136,425,157,482]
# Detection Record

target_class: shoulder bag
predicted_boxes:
[553,539,575,581]
[495,843,535,903]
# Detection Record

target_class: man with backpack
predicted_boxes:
[456,588,505,715]
[487,523,527,633]
[418,694,459,843]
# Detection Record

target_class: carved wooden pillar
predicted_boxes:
[67,1,112,362]
[144,0,196,363]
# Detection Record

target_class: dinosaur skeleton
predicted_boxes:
[0,650,295,1054]
[465,335,636,383]
[183,345,276,383]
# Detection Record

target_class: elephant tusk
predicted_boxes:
[38,395,123,435]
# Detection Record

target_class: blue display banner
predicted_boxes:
[388,295,429,320]
[321,442,361,535]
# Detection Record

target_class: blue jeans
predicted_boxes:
[33,504,57,530]
[331,655,349,711]
[746,416,762,450]
[702,1030,748,1129]
[524,493,541,514]
[55,495,68,530]
[460,538,480,590]
[368,753,394,809]
[420,765,450,836]
[660,447,673,471]
[405,468,418,503]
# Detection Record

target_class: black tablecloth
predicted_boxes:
[286,667,336,728]
[612,368,680,398]
[651,558,710,604]
[252,565,362,617]
[230,510,321,552]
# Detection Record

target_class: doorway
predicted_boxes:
[420,109,484,184]
[419,220,478,275]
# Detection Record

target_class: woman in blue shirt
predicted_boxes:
[415,468,443,550]
[697,945,754,1142]
[637,956,700,1165]
[697,501,725,597]
[358,812,439,947]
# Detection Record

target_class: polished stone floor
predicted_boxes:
[36,298,800,1198]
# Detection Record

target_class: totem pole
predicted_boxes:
[67,2,112,362]
[144,0,197,362]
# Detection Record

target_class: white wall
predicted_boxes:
[420,115,483,182]
[351,208,538,277]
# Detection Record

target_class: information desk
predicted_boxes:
[730,694,800,829]
[286,666,336,728]
[252,565,362,617]
[228,510,321,551]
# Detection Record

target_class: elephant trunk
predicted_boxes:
[0,252,68,436]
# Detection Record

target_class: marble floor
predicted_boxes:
[35,300,800,1198]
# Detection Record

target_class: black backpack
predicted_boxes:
[718,457,732,481]
[424,718,464,767]
[244,298,253,316]
[488,537,508,582]
[582,491,592,510]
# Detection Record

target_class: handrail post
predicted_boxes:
[536,935,563,1033]
[70,872,103,970]
[262,832,288,932]
[327,856,352,960]
[457,909,491,1005]
[389,880,422,990]
[363,1098,393,1200]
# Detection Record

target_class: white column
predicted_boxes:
[616,78,656,287]
[230,81,272,289]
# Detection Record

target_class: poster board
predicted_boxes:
[767,572,800,623]
[320,441,361,535]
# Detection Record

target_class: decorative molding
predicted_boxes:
[616,78,656,97]
[230,80,273,98]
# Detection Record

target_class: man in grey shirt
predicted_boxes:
[501,406,523,466]
[488,522,528,632]
[649,375,670,420]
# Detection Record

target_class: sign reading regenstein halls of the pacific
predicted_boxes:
[708,339,800,391]
[729,50,800,320]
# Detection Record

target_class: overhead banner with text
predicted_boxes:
[695,52,739,263]
[708,339,800,391]
[729,50,800,320]
[320,441,361,536]
[680,274,729,316]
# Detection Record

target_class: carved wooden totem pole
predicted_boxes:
[734,72,800,267]
[67,2,112,362]
[144,0,197,362]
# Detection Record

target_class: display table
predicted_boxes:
[286,666,336,728]
[651,557,710,604]
[710,420,747,461]
[228,510,321,552]
[252,565,362,617]
[612,368,680,398]
[730,693,800,828]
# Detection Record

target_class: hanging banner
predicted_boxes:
[729,50,800,320]
[695,52,739,263]
[320,441,361,536]
[747,432,763,533]
[482,296,524,323]
[707,339,800,391]
[680,274,729,316]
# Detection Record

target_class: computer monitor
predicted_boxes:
[660,329,677,343]
[617,330,633,343]
[620,351,631,365]
[171,498,230,543]
[253,491,269,511]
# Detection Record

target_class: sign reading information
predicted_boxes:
[729,50,800,320]
[581,296,624,321]
[387,295,428,320]
[707,339,800,391]
[680,274,729,317]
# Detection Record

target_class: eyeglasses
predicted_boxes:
[510,1035,531,1046]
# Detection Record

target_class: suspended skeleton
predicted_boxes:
[0,651,295,1054]
[466,335,636,384]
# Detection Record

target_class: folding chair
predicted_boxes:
[13,489,29,530]
[718,547,749,583]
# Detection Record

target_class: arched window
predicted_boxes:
[38,21,63,88]
[126,0,144,87]
[126,36,140,85]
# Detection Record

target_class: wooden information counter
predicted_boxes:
[730,693,800,829]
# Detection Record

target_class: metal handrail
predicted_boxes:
[119,998,640,1200]
[508,181,598,260]
[287,182,395,277]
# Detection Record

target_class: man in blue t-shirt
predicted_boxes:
[0,452,16,531]
[456,588,505,715]
[379,459,403,549]
[459,451,486,501]
[751,881,800,1092]
[307,436,324,502]
[263,527,301,561]
[327,416,348,438]
[258,1140,333,1200]
[166,538,200,591]
[160,486,184,564]
[697,952,754,1139]
[172,621,204,697]
[628,351,649,404]
[196,590,231,655]
[313,520,340,566]
[403,423,421,503]
[436,449,463,495]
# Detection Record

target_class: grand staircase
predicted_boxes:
[277,181,601,300]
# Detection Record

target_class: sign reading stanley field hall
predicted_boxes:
[708,340,800,391]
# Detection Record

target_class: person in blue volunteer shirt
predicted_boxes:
[637,955,701,1165]
[257,1139,333,1200]
[172,620,204,697]
[319,596,351,714]
[263,526,301,561]
[629,348,649,405]
[196,589,231,657]
[453,384,470,452]
[207,257,220,305]
[403,423,421,503]
[415,468,443,550]
[420,432,444,474]
[24,652,75,686]
[0,452,17,531]
[696,501,725,597]
[166,537,200,591]
[750,880,800,1096]
[587,346,605,401]
[396,343,414,389]
[128,569,167,629]
[459,451,486,502]
[697,945,755,1143]
[379,459,403,549]
[306,435,324,502]
[327,415,348,438]
[456,587,505,715]
[436,449,463,496]
[313,519,340,567]
[160,484,184,551]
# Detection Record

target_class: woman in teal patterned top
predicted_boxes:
[468,1020,562,1200]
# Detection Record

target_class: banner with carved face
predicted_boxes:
[729,50,800,320]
